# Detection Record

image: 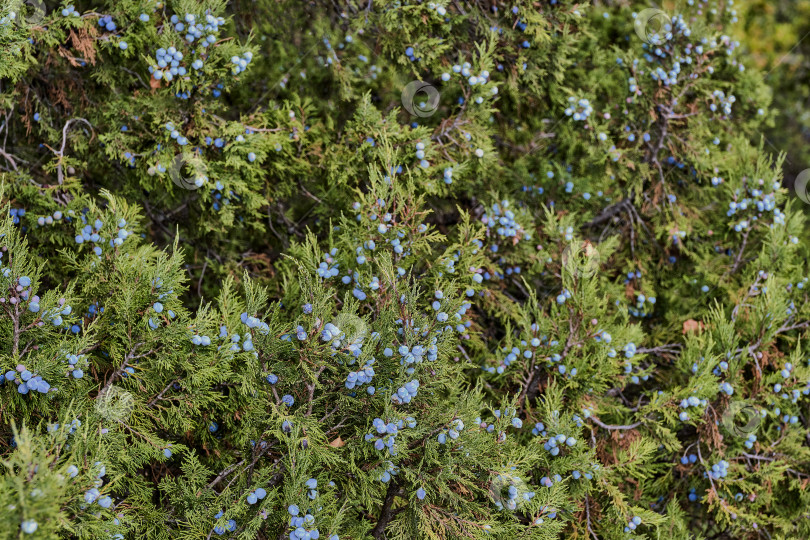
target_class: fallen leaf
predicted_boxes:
[328,436,345,448]
[682,319,704,334]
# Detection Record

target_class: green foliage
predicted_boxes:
[0,1,809,539]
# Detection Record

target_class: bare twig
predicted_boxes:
[588,416,643,431]
[52,118,93,185]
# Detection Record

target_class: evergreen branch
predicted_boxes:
[371,481,404,539]
[99,343,150,395]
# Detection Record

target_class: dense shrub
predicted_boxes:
[730,0,810,186]
[1,1,809,539]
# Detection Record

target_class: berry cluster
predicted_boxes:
[97,15,116,32]
[60,5,80,17]
[316,249,340,278]
[719,381,734,396]
[377,460,399,483]
[680,453,698,465]
[0,11,17,27]
[63,352,88,379]
[34,209,68,227]
[230,52,253,75]
[678,395,707,422]
[240,311,271,335]
[212,510,237,535]
[81,462,113,512]
[345,361,375,393]
[437,418,465,444]
[628,293,656,318]
[365,418,412,455]
[564,97,593,121]
[150,47,187,83]
[173,13,226,45]
[710,89,736,116]
[743,432,758,449]
[245,487,267,505]
[542,433,577,457]
[481,200,529,246]
[624,515,643,533]
[74,216,133,256]
[391,379,419,405]
[706,459,730,480]
[286,480,335,539]
[8,207,25,225]
[4,365,51,395]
